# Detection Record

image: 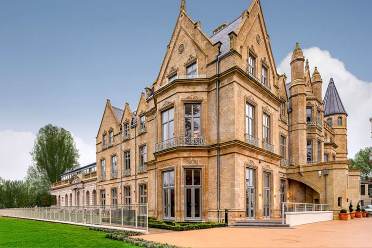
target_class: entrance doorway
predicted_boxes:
[280,179,286,216]
[263,172,271,218]
[185,169,201,220]
[246,168,256,218]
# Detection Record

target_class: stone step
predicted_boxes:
[233,220,290,228]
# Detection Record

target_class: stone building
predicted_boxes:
[52,0,360,222]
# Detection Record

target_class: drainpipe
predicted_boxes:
[216,51,221,222]
[134,115,138,205]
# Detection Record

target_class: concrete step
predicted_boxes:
[233,220,290,228]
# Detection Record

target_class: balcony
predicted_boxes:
[280,159,289,167]
[138,126,146,135]
[138,165,147,174]
[123,169,131,177]
[166,74,207,85]
[123,133,130,141]
[262,140,274,153]
[82,171,97,180]
[98,174,106,182]
[155,136,205,153]
[111,171,118,179]
[245,134,259,147]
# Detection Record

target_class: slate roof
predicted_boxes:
[62,162,96,176]
[210,16,242,56]
[323,78,347,116]
[112,106,124,120]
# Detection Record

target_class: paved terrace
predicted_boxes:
[142,218,372,248]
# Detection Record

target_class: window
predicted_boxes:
[280,135,287,159]
[245,103,255,137]
[338,116,343,126]
[337,197,342,207]
[124,186,131,205]
[327,118,332,127]
[186,62,197,79]
[262,113,271,143]
[280,102,287,118]
[369,184,372,197]
[317,140,322,162]
[324,153,329,162]
[102,133,107,147]
[317,110,321,123]
[168,73,177,83]
[123,122,130,139]
[124,150,131,173]
[109,130,114,144]
[139,115,146,132]
[261,65,268,86]
[139,145,147,172]
[101,159,106,179]
[162,108,175,141]
[100,190,106,206]
[307,140,313,163]
[111,155,118,178]
[139,184,147,204]
[306,107,313,123]
[111,188,118,206]
[248,54,256,77]
[185,103,201,140]
[361,184,365,195]
[163,170,175,219]
[185,169,201,219]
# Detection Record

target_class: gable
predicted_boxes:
[155,10,218,89]
[96,100,122,139]
[236,0,278,85]
[136,93,148,117]
[121,103,132,124]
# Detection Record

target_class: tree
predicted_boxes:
[31,124,79,183]
[350,147,372,178]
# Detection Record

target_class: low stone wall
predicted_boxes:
[286,211,333,226]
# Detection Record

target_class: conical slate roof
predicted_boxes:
[323,78,347,116]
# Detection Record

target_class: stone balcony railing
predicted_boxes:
[245,134,259,147]
[138,165,147,174]
[123,133,130,141]
[262,140,274,153]
[155,136,205,153]
[123,169,131,177]
[98,175,106,182]
[280,159,289,167]
[138,126,147,135]
[111,171,118,179]
[166,74,207,84]
[82,171,97,180]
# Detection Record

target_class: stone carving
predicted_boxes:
[256,34,261,45]
[178,44,185,54]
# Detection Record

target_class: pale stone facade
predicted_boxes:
[51,0,360,221]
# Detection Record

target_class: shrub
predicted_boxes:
[340,209,348,214]
[148,218,226,231]
[362,208,366,212]
[356,203,361,212]
[106,233,177,248]
[349,202,354,213]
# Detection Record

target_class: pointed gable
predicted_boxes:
[121,102,132,123]
[136,93,148,116]
[155,3,218,88]
[323,78,347,116]
[96,100,122,138]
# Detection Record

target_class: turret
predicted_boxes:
[311,67,322,102]
[289,43,307,165]
[323,78,348,160]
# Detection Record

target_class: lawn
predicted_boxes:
[0,217,138,248]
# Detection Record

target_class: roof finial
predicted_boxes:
[180,0,186,12]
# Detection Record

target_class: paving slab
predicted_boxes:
[141,218,372,248]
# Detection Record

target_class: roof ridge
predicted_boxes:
[323,78,347,116]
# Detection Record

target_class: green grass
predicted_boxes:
[0,217,138,248]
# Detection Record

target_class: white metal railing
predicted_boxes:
[0,204,148,232]
[281,202,329,224]
[155,136,205,152]
[245,134,259,147]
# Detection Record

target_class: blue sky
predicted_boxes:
[0,0,371,180]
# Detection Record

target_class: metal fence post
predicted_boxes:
[99,208,102,225]
[121,207,124,226]
[282,202,285,225]
[109,208,112,225]
[135,205,138,228]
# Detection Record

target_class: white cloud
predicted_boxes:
[0,130,95,180]
[278,47,372,157]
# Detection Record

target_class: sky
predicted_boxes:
[0,0,371,180]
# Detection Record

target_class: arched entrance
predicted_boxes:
[86,191,90,206]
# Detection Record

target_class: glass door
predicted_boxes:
[280,179,286,217]
[163,170,175,219]
[185,169,201,220]
[263,172,271,218]
[246,168,255,219]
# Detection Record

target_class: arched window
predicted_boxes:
[337,116,343,126]
[327,118,332,127]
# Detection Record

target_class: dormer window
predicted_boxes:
[248,54,256,77]
[337,116,343,126]
[186,62,197,79]
[261,65,268,87]
[168,73,177,83]
[109,130,114,145]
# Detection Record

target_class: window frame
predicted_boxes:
[186,61,198,79]
[184,103,202,140]
[161,107,175,142]
[279,135,287,159]
[261,64,269,87]
[245,103,255,138]
[139,144,147,172]
[124,186,131,206]
[307,139,313,163]
[262,113,271,144]
[248,53,256,77]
